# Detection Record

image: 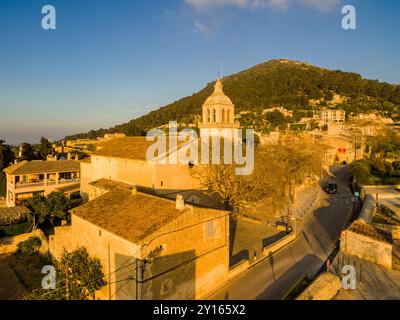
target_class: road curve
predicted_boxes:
[208,166,354,300]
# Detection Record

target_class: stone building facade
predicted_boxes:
[50,181,229,300]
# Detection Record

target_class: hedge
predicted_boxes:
[0,221,33,238]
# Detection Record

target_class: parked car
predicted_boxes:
[325,182,338,194]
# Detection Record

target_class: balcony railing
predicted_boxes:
[15,182,45,189]
[15,179,80,189]
[58,178,80,185]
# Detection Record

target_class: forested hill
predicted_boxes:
[66,59,400,140]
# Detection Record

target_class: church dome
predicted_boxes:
[203,80,234,107]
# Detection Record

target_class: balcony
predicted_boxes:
[58,178,81,185]
[15,182,45,189]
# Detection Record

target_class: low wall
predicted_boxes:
[357,194,376,224]
[0,229,47,255]
[228,259,250,281]
[263,233,296,257]
[340,221,392,269]
[296,273,341,300]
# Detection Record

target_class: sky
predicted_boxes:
[0,0,399,145]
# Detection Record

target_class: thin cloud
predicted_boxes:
[185,0,247,11]
[194,21,212,34]
[185,0,341,12]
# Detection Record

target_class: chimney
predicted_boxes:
[131,185,138,196]
[75,153,79,161]
[176,195,185,210]
[67,153,72,160]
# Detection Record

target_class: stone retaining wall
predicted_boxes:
[0,229,47,255]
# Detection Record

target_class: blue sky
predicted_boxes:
[0,0,399,144]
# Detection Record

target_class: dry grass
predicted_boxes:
[349,220,392,244]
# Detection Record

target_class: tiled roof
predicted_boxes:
[92,136,190,161]
[0,206,31,226]
[71,188,228,244]
[92,137,156,161]
[89,179,132,191]
[3,160,80,175]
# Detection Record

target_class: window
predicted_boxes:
[205,221,215,240]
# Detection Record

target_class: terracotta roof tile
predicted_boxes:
[71,188,227,244]
[0,206,31,226]
[4,160,80,175]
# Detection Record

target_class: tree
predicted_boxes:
[20,142,35,161]
[193,149,287,212]
[60,248,106,300]
[265,111,288,126]
[349,160,372,184]
[0,139,15,170]
[37,137,53,160]
[0,140,15,197]
[27,192,71,227]
[30,248,106,300]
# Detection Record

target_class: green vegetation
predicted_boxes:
[19,137,54,161]
[66,59,400,140]
[30,247,106,300]
[349,130,400,185]
[37,137,53,160]
[0,139,15,197]
[24,191,72,234]
[194,136,325,214]
[16,237,42,255]
[0,220,33,237]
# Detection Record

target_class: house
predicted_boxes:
[319,109,346,123]
[49,180,230,300]
[79,136,216,206]
[262,107,293,118]
[66,133,126,151]
[3,160,81,207]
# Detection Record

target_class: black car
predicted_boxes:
[325,183,338,194]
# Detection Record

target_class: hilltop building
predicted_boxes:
[262,106,293,118]
[319,109,346,123]
[198,79,240,138]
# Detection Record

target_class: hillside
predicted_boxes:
[66,59,400,140]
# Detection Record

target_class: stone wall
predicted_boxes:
[340,227,392,269]
[0,229,48,255]
[49,210,230,300]
[263,233,296,257]
[81,155,204,203]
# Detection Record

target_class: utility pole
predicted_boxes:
[65,266,70,300]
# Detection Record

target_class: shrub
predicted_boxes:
[349,160,373,184]
[16,237,42,255]
[0,221,33,237]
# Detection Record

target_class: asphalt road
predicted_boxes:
[209,166,355,300]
